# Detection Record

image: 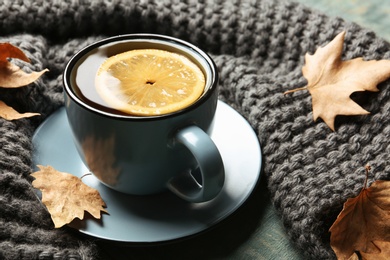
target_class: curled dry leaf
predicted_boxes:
[0,42,48,120]
[0,42,30,64]
[31,165,108,228]
[0,42,48,88]
[0,61,48,89]
[284,31,390,131]
[0,100,39,120]
[329,166,390,259]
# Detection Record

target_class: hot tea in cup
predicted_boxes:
[63,34,224,203]
[95,49,205,116]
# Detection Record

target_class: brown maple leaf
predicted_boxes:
[31,165,108,228]
[0,42,48,120]
[284,31,390,131]
[329,165,390,259]
[359,241,390,260]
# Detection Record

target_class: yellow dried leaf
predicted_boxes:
[0,100,39,120]
[284,31,390,130]
[31,165,108,228]
[0,62,48,88]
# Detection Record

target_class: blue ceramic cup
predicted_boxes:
[63,34,224,202]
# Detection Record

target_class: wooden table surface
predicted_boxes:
[97,0,390,259]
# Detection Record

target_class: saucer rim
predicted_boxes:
[32,100,262,243]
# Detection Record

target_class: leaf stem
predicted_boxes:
[283,85,308,95]
[80,173,92,180]
[363,164,371,190]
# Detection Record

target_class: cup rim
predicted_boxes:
[63,33,218,120]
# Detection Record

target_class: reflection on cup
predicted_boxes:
[82,135,120,186]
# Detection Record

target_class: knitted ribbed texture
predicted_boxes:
[1,0,390,259]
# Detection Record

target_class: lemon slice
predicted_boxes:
[95,49,205,116]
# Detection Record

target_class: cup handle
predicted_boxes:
[167,125,225,203]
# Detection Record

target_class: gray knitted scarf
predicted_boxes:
[1,0,390,259]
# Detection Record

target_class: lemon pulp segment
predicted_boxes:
[95,49,205,116]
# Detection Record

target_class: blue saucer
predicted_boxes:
[32,100,262,243]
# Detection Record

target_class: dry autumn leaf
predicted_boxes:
[284,31,390,131]
[360,240,390,260]
[0,42,48,120]
[0,100,39,120]
[31,165,108,228]
[329,165,390,259]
